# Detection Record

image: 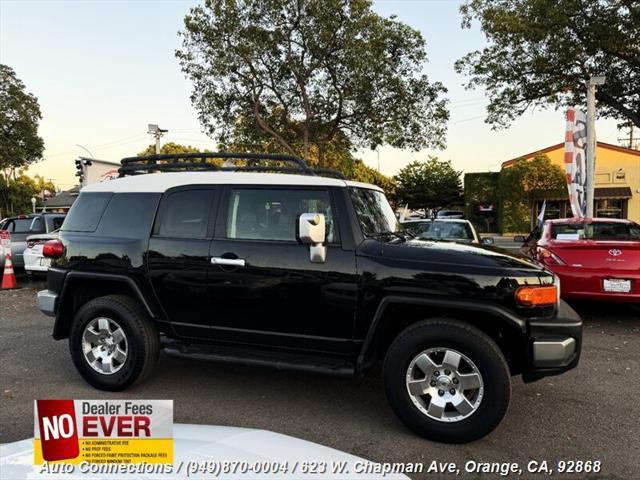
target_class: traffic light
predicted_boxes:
[74,158,92,185]
[75,159,84,184]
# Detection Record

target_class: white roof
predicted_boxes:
[82,171,382,193]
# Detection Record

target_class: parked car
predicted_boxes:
[522,217,640,304]
[1,424,408,480]
[23,230,59,275]
[436,210,464,219]
[400,218,494,245]
[0,213,66,269]
[36,153,582,444]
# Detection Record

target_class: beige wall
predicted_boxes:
[514,143,640,223]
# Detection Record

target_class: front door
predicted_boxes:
[147,187,218,334]
[207,186,358,353]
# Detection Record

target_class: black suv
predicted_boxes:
[37,153,582,443]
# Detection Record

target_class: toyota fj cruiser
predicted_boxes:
[37,153,582,443]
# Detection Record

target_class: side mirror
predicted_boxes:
[513,235,526,243]
[298,213,326,263]
[481,237,495,245]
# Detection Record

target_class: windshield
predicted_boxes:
[405,220,474,242]
[552,222,640,241]
[349,187,397,236]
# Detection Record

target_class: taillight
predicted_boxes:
[42,239,64,259]
[515,285,558,307]
[536,247,566,266]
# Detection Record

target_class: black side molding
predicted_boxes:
[356,295,526,374]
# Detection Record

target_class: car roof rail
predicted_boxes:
[118,152,345,180]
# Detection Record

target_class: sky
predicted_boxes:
[0,0,624,190]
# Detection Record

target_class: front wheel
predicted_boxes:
[69,295,159,391]
[383,319,511,443]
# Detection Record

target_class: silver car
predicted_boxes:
[0,214,66,269]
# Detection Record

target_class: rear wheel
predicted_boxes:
[69,295,159,391]
[383,318,511,443]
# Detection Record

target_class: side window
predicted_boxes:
[52,216,65,231]
[61,193,112,232]
[97,193,160,238]
[226,188,335,242]
[30,217,45,234]
[156,190,214,238]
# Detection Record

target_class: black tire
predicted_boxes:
[69,295,159,391]
[383,318,510,443]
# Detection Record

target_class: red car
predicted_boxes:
[524,218,640,304]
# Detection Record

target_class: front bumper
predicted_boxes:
[36,290,57,317]
[522,300,583,382]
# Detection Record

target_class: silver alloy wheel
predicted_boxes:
[81,317,128,375]
[406,347,484,423]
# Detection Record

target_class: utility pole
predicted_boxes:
[586,76,605,218]
[617,122,638,150]
[148,124,168,154]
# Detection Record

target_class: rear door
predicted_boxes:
[147,187,218,331]
[206,185,358,353]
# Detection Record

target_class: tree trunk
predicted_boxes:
[317,142,326,168]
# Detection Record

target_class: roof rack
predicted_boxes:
[118,152,345,179]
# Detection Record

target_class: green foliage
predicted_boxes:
[463,172,499,232]
[137,142,203,156]
[349,160,396,200]
[0,172,58,218]
[498,155,567,233]
[456,0,640,128]
[176,0,448,166]
[395,157,462,211]
[0,64,44,175]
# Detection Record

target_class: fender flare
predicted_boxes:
[355,295,526,374]
[53,271,157,339]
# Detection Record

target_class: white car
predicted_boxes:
[23,230,58,275]
[400,218,494,245]
[0,424,409,480]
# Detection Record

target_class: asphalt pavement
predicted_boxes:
[1,277,639,479]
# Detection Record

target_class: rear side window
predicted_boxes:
[97,193,160,238]
[155,190,214,238]
[5,218,36,233]
[61,193,112,232]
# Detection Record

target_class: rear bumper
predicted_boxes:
[522,300,583,382]
[36,290,58,317]
[553,266,640,303]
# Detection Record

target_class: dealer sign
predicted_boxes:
[34,399,173,464]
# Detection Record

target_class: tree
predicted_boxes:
[0,171,58,217]
[137,142,202,156]
[0,64,44,179]
[176,0,448,167]
[464,172,499,232]
[455,0,640,128]
[395,157,462,211]
[498,154,566,232]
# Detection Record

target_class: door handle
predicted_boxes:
[211,257,246,267]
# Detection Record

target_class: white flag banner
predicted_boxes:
[82,158,120,186]
[564,108,588,217]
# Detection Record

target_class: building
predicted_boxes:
[502,142,640,225]
[43,186,80,213]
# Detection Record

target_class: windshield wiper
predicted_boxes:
[369,230,414,242]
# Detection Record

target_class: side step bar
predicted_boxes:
[163,342,356,377]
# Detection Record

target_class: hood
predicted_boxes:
[0,424,409,480]
[375,238,542,271]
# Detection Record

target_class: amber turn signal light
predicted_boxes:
[515,285,558,307]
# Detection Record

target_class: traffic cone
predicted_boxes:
[1,253,17,289]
